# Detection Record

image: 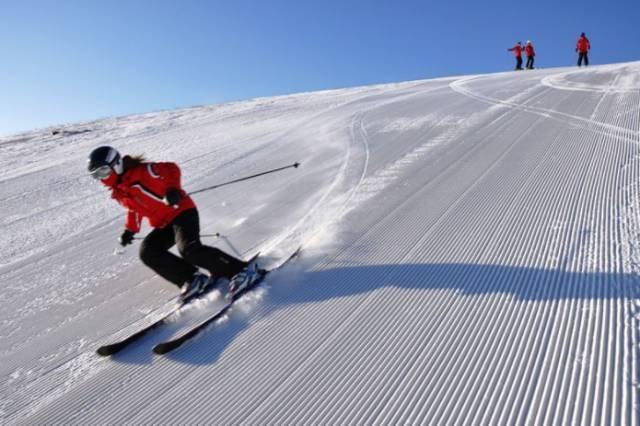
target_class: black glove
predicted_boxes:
[119,229,135,246]
[164,188,182,206]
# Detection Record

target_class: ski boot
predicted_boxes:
[180,272,210,301]
[227,260,264,296]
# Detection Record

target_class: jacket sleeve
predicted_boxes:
[148,162,182,194]
[125,209,142,233]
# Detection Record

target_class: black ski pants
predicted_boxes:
[526,56,534,69]
[578,52,589,66]
[515,56,523,70]
[139,209,247,287]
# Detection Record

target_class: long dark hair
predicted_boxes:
[122,154,147,172]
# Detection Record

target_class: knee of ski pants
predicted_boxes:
[178,240,203,261]
[139,240,162,266]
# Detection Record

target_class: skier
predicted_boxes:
[508,42,524,71]
[524,40,535,69]
[87,146,258,300]
[576,32,590,67]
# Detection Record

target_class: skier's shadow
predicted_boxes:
[147,257,640,366]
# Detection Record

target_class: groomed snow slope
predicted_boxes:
[1,62,640,425]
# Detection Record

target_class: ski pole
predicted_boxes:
[189,162,301,196]
[201,233,221,238]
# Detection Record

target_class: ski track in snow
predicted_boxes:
[1,62,640,425]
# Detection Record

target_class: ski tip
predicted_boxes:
[96,346,115,357]
[153,342,175,355]
[152,344,167,355]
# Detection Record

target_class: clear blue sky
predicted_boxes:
[1,0,638,136]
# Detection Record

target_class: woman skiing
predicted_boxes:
[87,146,257,300]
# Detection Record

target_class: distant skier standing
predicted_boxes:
[508,42,524,71]
[524,40,535,69]
[576,32,591,66]
[87,146,257,300]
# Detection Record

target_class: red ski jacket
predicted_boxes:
[508,44,523,57]
[102,161,196,233]
[576,36,590,53]
[524,44,535,57]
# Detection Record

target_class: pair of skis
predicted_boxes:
[96,248,300,356]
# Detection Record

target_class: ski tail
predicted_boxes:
[97,247,301,357]
[96,278,221,356]
[152,247,301,355]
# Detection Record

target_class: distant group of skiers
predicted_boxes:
[508,40,536,70]
[507,32,591,71]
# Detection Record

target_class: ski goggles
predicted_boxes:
[90,165,113,180]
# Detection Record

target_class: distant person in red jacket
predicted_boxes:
[87,146,254,300]
[524,40,535,69]
[508,42,524,71]
[576,32,590,66]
